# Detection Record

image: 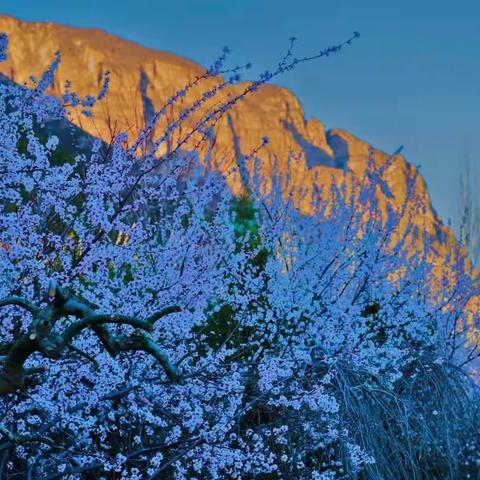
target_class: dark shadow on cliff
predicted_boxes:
[282,120,348,170]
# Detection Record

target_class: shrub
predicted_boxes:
[0,30,478,480]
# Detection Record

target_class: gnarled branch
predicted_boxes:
[0,297,38,316]
[0,283,182,393]
[148,305,182,326]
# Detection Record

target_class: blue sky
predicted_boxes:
[1,0,479,224]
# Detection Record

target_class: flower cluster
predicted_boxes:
[0,31,478,480]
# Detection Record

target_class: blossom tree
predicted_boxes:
[459,159,480,268]
[0,30,479,480]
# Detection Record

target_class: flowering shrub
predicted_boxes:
[0,31,479,480]
[459,160,480,268]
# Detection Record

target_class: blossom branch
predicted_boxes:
[0,283,182,393]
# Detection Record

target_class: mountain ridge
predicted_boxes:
[0,14,466,263]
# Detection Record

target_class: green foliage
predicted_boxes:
[197,194,269,353]
[231,192,269,271]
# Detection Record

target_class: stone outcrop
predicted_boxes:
[0,15,475,289]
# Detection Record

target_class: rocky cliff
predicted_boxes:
[0,15,472,278]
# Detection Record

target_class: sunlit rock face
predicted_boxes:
[0,15,475,287]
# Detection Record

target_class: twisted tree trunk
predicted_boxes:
[0,281,182,394]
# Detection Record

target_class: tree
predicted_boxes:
[0,30,479,480]
[459,158,480,268]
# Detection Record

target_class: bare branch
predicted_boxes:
[112,331,182,382]
[60,313,153,348]
[147,305,181,325]
[0,284,182,393]
[0,297,38,316]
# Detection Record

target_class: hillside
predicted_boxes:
[0,14,472,275]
